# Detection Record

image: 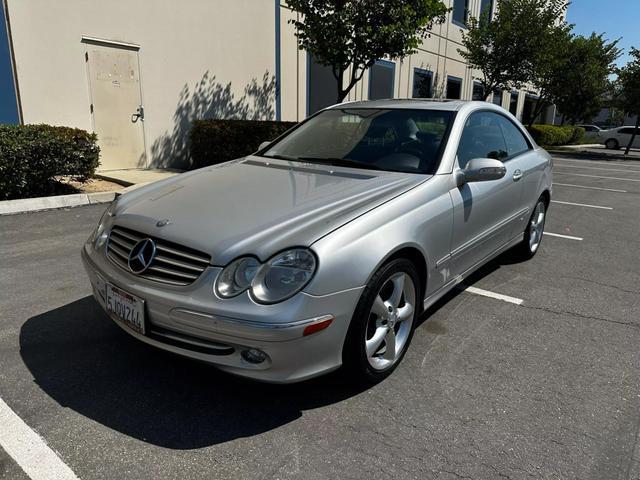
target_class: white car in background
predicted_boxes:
[577,124,602,143]
[601,126,640,150]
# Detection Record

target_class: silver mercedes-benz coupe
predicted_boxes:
[82,99,552,383]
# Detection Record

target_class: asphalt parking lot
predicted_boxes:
[1,155,640,480]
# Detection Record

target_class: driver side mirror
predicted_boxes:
[258,141,271,151]
[455,158,507,186]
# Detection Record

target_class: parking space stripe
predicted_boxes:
[544,232,584,241]
[553,182,627,193]
[458,285,523,305]
[0,397,79,480]
[554,164,640,174]
[551,200,613,210]
[554,158,640,170]
[555,172,640,182]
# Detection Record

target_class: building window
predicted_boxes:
[509,91,519,116]
[446,76,462,100]
[522,94,539,125]
[369,60,395,100]
[0,5,19,124]
[479,0,494,24]
[412,68,433,98]
[307,54,339,115]
[452,0,469,27]
[492,90,503,106]
[472,81,485,101]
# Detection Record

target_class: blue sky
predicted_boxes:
[567,0,639,67]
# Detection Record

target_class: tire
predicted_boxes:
[342,258,420,384]
[605,138,619,150]
[513,196,547,260]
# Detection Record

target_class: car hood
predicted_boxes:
[113,157,428,264]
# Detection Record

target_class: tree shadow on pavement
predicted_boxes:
[19,296,366,449]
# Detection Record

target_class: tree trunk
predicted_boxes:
[625,116,640,156]
[336,69,346,103]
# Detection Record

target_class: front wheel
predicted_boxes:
[513,197,547,260]
[342,258,420,384]
[605,139,619,150]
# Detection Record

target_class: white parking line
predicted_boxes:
[553,182,627,193]
[458,285,523,305]
[554,163,640,174]
[544,232,584,241]
[554,172,640,182]
[0,397,79,480]
[551,200,612,210]
[555,158,640,170]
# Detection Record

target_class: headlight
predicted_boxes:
[215,256,261,298]
[92,200,118,248]
[251,249,316,304]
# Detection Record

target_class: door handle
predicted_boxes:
[513,169,523,181]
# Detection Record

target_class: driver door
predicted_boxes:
[449,111,525,277]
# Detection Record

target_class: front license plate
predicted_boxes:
[106,283,145,335]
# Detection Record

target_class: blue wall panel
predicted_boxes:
[0,3,19,124]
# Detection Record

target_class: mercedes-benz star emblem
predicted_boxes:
[128,238,157,274]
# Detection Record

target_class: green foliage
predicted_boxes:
[0,124,100,200]
[526,124,584,146]
[551,34,620,125]
[615,47,640,154]
[459,0,570,100]
[286,0,449,102]
[189,119,297,169]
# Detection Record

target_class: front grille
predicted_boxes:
[106,226,211,286]
[148,326,235,355]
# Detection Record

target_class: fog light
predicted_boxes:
[241,348,268,364]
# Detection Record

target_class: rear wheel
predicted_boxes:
[343,258,419,384]
[605,138,619,150]
[513,197,547,260]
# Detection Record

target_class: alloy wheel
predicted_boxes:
[364,272,416,371]
[528,201,546,253]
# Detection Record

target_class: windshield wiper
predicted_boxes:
[296,157,382,171]
[261,153,300,161]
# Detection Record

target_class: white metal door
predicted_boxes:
[85,42,146,170]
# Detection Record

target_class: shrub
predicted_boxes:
[0,124,100,200]
[526,124,585,146]
[190,119,297,169]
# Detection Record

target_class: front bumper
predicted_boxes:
[81,243,363,383]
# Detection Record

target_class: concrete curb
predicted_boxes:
[0,191,118,216]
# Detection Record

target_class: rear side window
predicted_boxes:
[619,128,639,135]
[457,111,508,169]
[497,115,531,158]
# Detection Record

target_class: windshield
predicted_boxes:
[260,108,454,174]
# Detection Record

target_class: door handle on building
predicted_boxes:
[131,105,144,123]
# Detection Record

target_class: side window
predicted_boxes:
[457,112,508,169]
[620,128,634,135]
[497,116,531,158]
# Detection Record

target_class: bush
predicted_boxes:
[0,124,100,200]
[526,124,585,146]
[190,119,297,169]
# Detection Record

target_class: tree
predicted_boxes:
[617,47,640,155]
[286,0,448,103]
[459,0,569,101]
[550,34,620,125]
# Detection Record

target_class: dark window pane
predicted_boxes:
[412,69,433,98]
[472,82,485,101]
[497,115,530,157]
[308,55,339,115]
[509,92,519,115]
[369,61,395,100]
[492,90,503,106]
[446,77,462,99]
[457,112,508,168]
[263,108,454,174]
[452,0,469,25]
[479,0,493,24]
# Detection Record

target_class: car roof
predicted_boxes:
[326,98,475,111]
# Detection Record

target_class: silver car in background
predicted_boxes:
[82,100,552,383]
